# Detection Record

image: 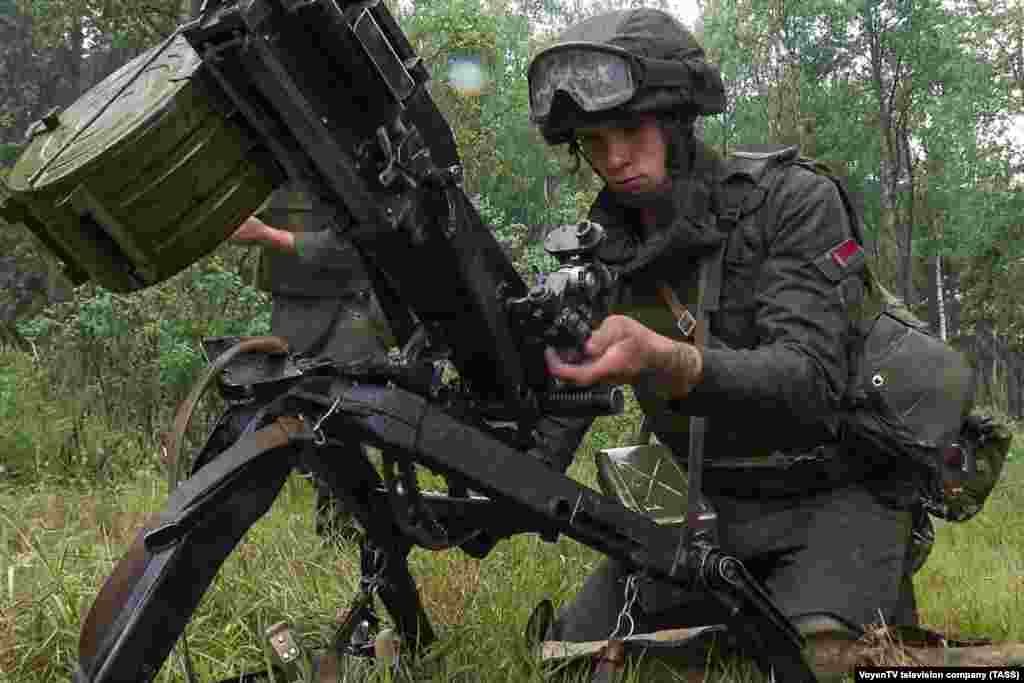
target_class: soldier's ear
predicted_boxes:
[657,113,696,177]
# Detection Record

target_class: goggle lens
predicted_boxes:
[529,47,636,120]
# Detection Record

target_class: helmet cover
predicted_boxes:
[532,9,726,144]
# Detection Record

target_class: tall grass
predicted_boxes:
[0,449,1021,681]
[916,458,1024,640]
[1,351,1021,681]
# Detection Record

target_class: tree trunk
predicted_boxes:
[866,3,901,292]
[971,320,996,408]
[932,252,947,341]
[64,15,84,101]
[897,129,915,306]
[182,0,203,20]
[1007,352,1023,419]
[945,265,962,340]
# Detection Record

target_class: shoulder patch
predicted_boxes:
[813,239,865,282]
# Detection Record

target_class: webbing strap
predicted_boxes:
[684,246,723,543]
[655,243,725,569]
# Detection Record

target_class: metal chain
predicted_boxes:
[311,395,342,445]
[607,574,640,641]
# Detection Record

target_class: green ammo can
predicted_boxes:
[0,31,281,292]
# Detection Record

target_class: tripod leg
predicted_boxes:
[361,538,437,655]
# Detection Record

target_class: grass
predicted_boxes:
[0,373,1021,681]
[915,459,1024,640]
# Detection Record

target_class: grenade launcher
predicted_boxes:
[71,1,818,681]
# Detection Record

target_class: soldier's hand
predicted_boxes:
[544,315,703,399]
[230,216,296,253]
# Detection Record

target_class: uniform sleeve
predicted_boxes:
[684,168,859,441]
[292,229,366,269]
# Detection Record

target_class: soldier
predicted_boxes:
[524,8,930,675]
[232,183,395,540]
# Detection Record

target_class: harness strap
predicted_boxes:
[655,244,725,548]
[656,283,698,342]
[687,247,725,529]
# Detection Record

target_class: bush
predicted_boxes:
[7,246,271,485]
[0,352,147,484]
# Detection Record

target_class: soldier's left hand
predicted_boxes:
[230,216,296,253]
[545,315,703,399]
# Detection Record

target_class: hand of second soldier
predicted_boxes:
[230,216,296,253]
[544,315,704,400]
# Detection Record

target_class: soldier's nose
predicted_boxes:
[604,137,631,170]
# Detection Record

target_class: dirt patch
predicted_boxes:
[108,509,149,547]
[41,494,67,530]
[0,597,53,677]
[417,555,481,627]
[0,601,16,673]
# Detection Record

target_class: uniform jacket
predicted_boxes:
[255,185,387,358]
[539,141,865,480]
[256,185,372,298]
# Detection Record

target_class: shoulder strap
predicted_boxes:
[717,144,800,231]
[791,158,868,247]
[718,145,870,280]
[656,243,724,346]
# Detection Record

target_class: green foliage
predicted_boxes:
[916,457,1024,638]
[6,245,270,485]
[0,352,150,484]
[14,0,182,53]
[0,357,15,420]
[0,142,19,165]
[477,195,555,281]
[398,0,599,229]
[701,0,1023,371]
[1,421,1022,681]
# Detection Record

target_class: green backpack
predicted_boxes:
[782,154,1012,522]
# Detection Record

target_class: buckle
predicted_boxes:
[266,621,312,681]
[676,309,698,339]
[720,206,742,224]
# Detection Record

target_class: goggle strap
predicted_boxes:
[639,57,693,89]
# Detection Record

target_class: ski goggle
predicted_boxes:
[528,43,694,122]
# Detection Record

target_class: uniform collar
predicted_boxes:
[593,140,727,275]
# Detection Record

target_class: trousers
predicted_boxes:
[550,483,917,644]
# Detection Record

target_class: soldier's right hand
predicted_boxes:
[545,315,703,399]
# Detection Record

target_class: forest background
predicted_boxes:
[2,0,1024,472]
[0,0,1022,680]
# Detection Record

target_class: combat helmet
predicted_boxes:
[528,8,726,145]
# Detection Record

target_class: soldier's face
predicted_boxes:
[575,114,669,195]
